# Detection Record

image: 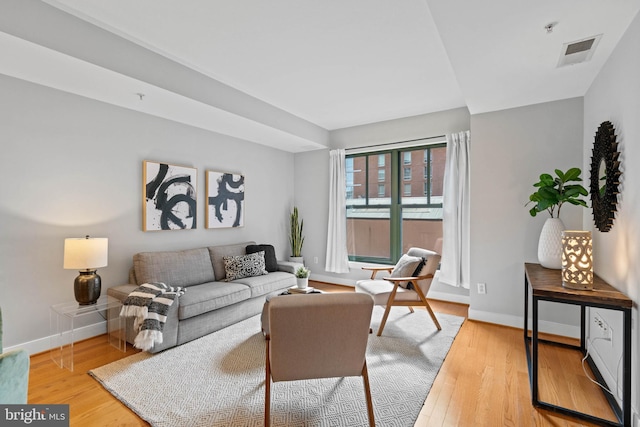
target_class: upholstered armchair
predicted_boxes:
[264,293,375,427]
[0,307,30,404]
[355,247,442,336]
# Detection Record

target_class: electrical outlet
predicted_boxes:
[477,283,486,294]
[593,313,612,342]
[313,256,318,264]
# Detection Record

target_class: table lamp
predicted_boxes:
[561,231,593,290]
[64,236,108,305]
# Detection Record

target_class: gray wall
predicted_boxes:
[294,107,471,303]
[583,10,640,416]
[468,97,585,333]
[0,75,295,352]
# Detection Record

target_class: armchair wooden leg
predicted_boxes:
[408,306,414,313]
[265,340,271,427]
[424,302,441,330]
[362,362,375,427]
[413,286,441,331]
[377,283,400,336]
[377,304,392,336]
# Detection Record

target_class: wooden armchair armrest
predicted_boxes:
[362,266,394,279]
[382,273,434,283]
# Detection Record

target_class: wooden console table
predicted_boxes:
[524,263,632,427]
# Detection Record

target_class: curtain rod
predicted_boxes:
[344,135,446,154]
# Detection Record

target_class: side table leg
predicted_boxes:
[531,296,539,405]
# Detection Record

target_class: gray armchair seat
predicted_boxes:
[0,307,30,404]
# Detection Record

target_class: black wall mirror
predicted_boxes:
[589,121,621,232]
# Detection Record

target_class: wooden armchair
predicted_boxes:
[355,247,442,336]
[264,293,375,426]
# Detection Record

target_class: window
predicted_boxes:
[403,167,411,180]
[346,143,445,264]
[403,152,412,165]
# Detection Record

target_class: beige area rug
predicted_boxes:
[90,306,464,427]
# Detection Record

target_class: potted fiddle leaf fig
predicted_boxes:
[526,167,588,269]
[289,206,305,263]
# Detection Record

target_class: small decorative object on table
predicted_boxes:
[294,266,310,289]
[526,168,588,269]
[561,230,593,290]
[287,286,316,294]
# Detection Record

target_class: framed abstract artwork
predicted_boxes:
[206,171,245,228]
[143,161,197,231]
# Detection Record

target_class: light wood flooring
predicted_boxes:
[27,281,616,426]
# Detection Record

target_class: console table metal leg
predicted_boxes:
[531,295,539,405]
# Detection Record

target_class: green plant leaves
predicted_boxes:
[526,167,588,218]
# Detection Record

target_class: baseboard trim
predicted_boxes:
[6,321,107,356]
[468,308,580,339]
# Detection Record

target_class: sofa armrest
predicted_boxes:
[0,349,29,404]
[276,260,304,274]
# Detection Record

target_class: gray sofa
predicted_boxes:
[107,241,297,353]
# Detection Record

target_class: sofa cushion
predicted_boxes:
[208,241,256,281]
[234,271,296,298]
[178,282,251,320]
[133,248,215,288]
[223,252,268,281]
[246,244,278,272]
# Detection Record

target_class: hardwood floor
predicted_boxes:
[27,281,615,426]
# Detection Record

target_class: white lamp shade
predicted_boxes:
[64,237,108,270]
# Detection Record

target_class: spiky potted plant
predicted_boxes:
[526,167,588,269]
[289,206,305,263]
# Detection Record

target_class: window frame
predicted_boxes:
[346,142,445,264]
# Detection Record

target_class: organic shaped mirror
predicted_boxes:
[589,121,621,232]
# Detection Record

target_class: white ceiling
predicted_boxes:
[4,0,640,151]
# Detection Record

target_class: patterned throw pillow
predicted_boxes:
[390,254,424,289]
[245,244,278,272]
[223,251,269,281]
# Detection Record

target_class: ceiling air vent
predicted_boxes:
[557,34,602,67]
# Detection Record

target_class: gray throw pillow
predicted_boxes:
[223,251,269,281]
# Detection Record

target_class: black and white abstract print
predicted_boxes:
[144,161,197,231]
[206,171,245,228]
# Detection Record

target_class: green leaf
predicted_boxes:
[563,167,582,182]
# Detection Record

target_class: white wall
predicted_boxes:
[0,75,295,352]
[468,97,585,334]
[294,107,471,303]
[583,10,640,418]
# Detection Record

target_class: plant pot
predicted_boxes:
[538,218,565,269]
[289,256,304,264]
[296,277,309,289]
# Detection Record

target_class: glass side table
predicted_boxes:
[50,295,126,371]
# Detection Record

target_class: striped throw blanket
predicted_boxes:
[120,282,185,351]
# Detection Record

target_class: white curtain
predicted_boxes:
[325,149,350,273]
[439,131,470,289]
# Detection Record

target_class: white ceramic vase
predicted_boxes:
[296,277,309,289]
[537,218,565,269]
